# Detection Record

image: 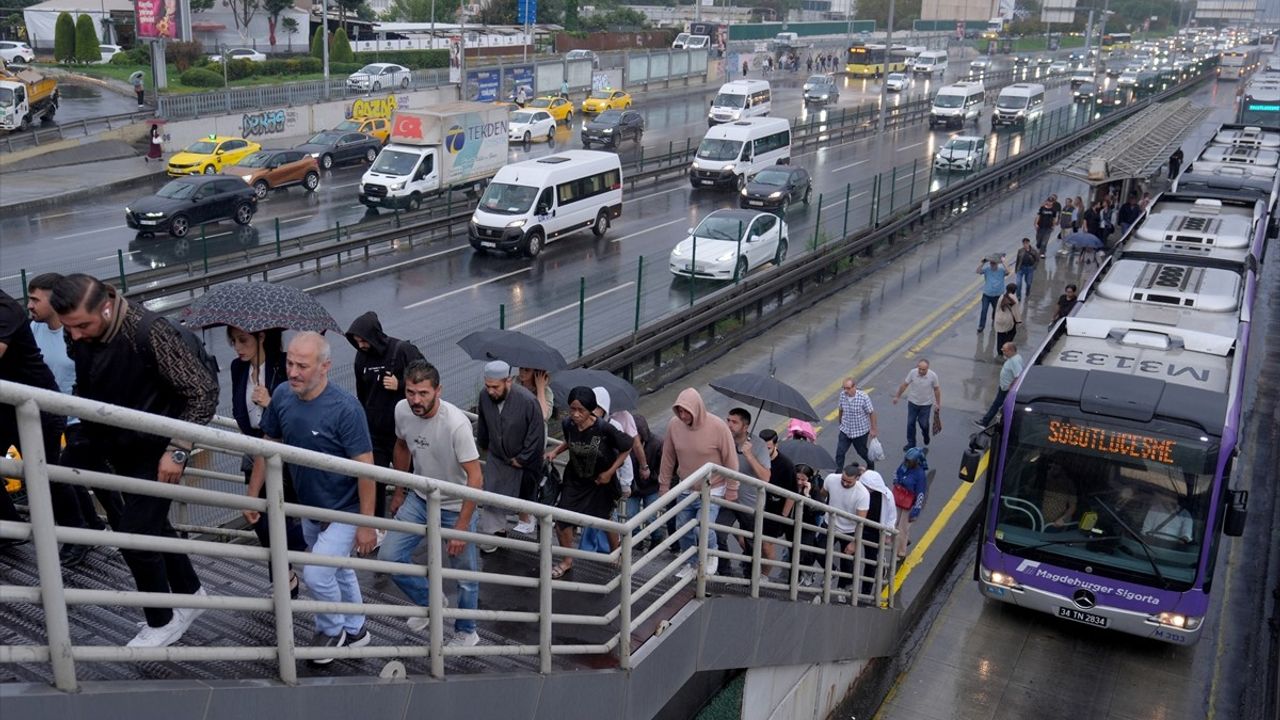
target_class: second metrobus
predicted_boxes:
[845,43,910,77]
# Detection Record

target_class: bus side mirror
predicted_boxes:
[1224,489,1248,537]
[959,431,990,483]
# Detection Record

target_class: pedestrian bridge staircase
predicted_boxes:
[0,381,901,719]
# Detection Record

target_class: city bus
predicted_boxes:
[1101,32,1132,52]
[845,43,909,77]
[961,125,1268,645]
[1219,46,1260,80]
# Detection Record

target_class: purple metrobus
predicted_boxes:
[958,124,1273,644]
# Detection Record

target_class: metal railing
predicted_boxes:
[0,380,896,692]
[0,108,159,154]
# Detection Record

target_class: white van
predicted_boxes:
[672,32,690,49]
[690,117,792,190]
[992,83,1045,127]
[911,50,949,76]
[708,79,772,126]
[929,80,985,129]
[468,150,622,258]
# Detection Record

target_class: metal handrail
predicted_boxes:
[0,380,896,692]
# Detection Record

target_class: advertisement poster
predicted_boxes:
[503,65,534,103]
[467,68,500,102]
[135,0,181,40]
[449,36,462,84]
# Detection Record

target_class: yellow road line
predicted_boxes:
[905,293,982,359]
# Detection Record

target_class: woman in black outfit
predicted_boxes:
[228,326,307,597]
[543,386,634,579]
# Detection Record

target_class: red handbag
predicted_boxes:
[893,484,914,511]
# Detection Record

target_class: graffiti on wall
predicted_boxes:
[348,95,400,120]
[241,108,297,138]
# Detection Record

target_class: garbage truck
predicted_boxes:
[359,102,509,212]
[0,60,58,132]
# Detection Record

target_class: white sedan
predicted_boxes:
[0,41,34,64]
[670,209,789,280]
[98,44,123,64]
[884,72,910,92]
[210,48,267,63]
[507,109,557,144]
[347,63,412,92]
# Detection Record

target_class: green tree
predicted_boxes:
[335,0,365,30]
[331,26,354,63]
[852,0,922,31]
[478,0,515,24]
[387,0,460,22]
[225,0,261,43]
[263,0,292,46]
[281,16,300,51]
[73,13,99,63]
[563,0,579,30]
[581,7,649,31]
[311,25,325,59]
[53,11,75,63]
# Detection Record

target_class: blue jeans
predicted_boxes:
[1016,266,1034,301]
[626,492,666,541]
[906,402,932,448]
[834,431,872,471]
[977,293,1000,331]
[676,492,720,567]
[979,388,1010,426]
[301,519,365,638]
[378,492,479,634]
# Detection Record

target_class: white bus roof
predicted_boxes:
[938,80,985,95]
[1196,145,1280,167]
[1212,125,1280,147]
[1126,196,1260,266]
[716,79,770,93]
[702,117,791,140]
[999,83,1045,95]
[491,150,621,185]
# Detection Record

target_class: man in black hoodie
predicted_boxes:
[345,312,424,518]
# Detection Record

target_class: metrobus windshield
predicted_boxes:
[993,408,1218,589]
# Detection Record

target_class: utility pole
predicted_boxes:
[321,0,330,92]
[877,0,895,135]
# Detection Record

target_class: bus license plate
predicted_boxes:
[1057,606,1108,628]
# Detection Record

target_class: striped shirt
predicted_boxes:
[837,390,874,438]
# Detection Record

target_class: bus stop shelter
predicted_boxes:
[1052,97,1215,202]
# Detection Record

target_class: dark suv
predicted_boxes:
[125,175,257,238]
[581,110,644,148]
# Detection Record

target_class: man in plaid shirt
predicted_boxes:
[834,378,878,470]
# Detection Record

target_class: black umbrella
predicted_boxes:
[179,282,341,333]
[457,328,568,371]
[1062,231,1104,249]
[777,440,839,474]
[708,373,820,423]
[550,368,639,413]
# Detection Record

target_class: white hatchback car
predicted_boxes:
[884,72,910,92]
[670,209,789,280]
[0,41,34,64]
[933,135,988,172]
[346,63,412,92]
[507,109,557,143]
[98,44,123,64]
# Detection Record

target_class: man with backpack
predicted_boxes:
[50,273,217,648]
[345,311,425,521]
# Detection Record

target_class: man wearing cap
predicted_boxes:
[975,254,1012,333]
[475,360,546,541]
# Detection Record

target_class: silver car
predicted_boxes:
[346,63,412,92]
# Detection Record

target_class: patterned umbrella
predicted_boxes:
[179,282,341,333]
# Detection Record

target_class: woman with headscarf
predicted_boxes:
[543,386,634,578]
[231,326,307,597]
[993,282,1021,359]
[146,124,163,162]
[892,448,928,562]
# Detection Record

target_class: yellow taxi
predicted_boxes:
[581,88,632,114]
[166,135,262,176]
[527,96,574,124]
[334,116,391,144]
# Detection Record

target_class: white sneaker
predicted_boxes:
[675,564,696,580]
[175,587,208,627]
[512,521,537,535]
[406,597,447,633]
[446,631,480,647]
[126,615,190,648]
[706,556,719,576]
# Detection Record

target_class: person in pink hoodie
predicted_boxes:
[659,388,739,578]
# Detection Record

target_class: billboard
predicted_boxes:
[1040,0,1079,24]
[135,0,182,40]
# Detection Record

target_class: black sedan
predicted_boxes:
[581,110,644,148]
[294,130,381,170]
[738,166,812,212]
[1072,81,1098,103]
[125,175,257,238]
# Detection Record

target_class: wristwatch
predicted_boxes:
[169,447,190,465]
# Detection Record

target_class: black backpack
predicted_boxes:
[137,312,221,390]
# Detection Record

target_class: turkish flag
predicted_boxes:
[394,114,423,140]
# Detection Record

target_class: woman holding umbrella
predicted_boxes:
[230,326,307,597]
[543,386,634,579]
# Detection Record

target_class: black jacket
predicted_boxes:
[344,311,424,442]
[229,351,287,438]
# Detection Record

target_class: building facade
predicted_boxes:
[1194,0,1260,24]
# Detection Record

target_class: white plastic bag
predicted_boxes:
[867,437,886,463]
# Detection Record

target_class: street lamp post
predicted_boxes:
[321,0,330,91]
[876,0,895,135]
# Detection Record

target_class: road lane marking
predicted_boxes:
[53,224,127,241]
[402,268,531,309]
[612,218,686,244]
[279,217,308,224]
[94,250,139,261]
[834,158,871,172]
[904,294,982,358]
[509,282,636,330]
[304,244,468,293]
[888,453,984,591]
[898,141,925,151]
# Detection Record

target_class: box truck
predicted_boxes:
[359,102,509,211]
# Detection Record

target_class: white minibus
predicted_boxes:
[690,117,792,190]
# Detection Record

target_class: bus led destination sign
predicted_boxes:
[1046,420,1176,465]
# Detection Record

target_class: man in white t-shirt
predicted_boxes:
[891,359,941,452]
[378,360,484,648]
[820,464,871,593]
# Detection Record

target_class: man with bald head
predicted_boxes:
[255,331,377,665]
